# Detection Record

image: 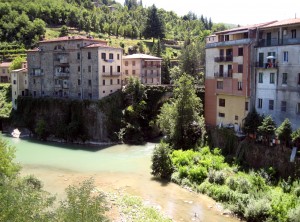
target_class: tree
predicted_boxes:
[151,141,173,180]
[242,109,263,137]
[258,116,276,146]
[157,74,206,150]
[276,118,292,147]
[143,4,165,40]
[59,25,69,37]
[292,128,300,148]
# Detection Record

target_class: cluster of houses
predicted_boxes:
[0,35,162,109]
[205,18,300,130]
[1,17,300,131]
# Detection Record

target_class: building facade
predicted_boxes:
[0,62,12,83]
[27,36,122,100]
[255,18,300,129]
[122,54,162,85]
[11,62,28,109]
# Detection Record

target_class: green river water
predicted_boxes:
[3,134,239,222]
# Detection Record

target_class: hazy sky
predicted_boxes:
[115,0,300,25]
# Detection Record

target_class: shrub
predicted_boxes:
[188,166,208,184]
[244,198,271,221]
[294,186,300,197]
[208,169,226,185]
[151,142,174,180]
[226,177,238,191]
[170,172,181,184]
[236,177,252,194]
[287,205,300,222]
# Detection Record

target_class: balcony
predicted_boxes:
[142,64,161,69]
[55,71,70,78]
[206,38,251,48]
[257,37,300,47]
[214,70,233,78]
[255,62,278,69]
[214,56,233,62]
[30,72,44,77]
[102,72,121,77]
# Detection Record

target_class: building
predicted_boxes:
[11,62,28,109]
[122,54,162,85]
[27,36,122,100]
[205,22,275,128]
[0,62,12,83]
[255,18,300,129]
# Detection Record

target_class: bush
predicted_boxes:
[151,141,174,180]
[188,166,208,184]
[208,169,226,185]
[244,198,271,222]
[287,206,300,222]
[236,177,252,194]
[226,177,238,191]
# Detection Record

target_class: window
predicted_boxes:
[117,66,121,73]
[292,29,296,38]
[110,79,113,85]
[103,91,105,94]
[109,53,113,60]
[258,98,263,109]
[88,65,91,72]
[117,54,120,60]
[88,52,91,59]
[238,81,242,90]
[88,79,91,86]
[125,61,128,66]
[225,35,229,41]
[25,80,27,85]
[132,70,136,75]
[117,79,120,84]
[235,115,239,121]
[297,103,300,114]
[298,73,300,85]
[217,81,223,89]
[13,80,16,84]
[101,53,106,60]
[78,66,80,72]
[132,61,136,66]
[238,64,243,73]
[2,69,5,74]
[218,112,225,117]
[33,79,36,84]
[238,47,243,56]
[283,51,288,62]
[281,101,287,112]
[77,44,80,48]
[269,100,274,110]
[78,92,81,97]
[270,73,275,84]
[102,66,105,73]
[103,80,106,85]
[282,73,287,84]
[245,102,249,111]
[258,73,263,83]
[33,91,36,96]
[125,70,128,75]
[78,79,81,85]
[88,93,92,99]
[77,52,80,60]
[219,98,225,107]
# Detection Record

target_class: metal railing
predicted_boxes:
[214,56,233,62]
[214,71,233,78]
[257,37,300,47]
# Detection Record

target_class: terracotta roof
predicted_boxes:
[123,54,162,60]
[215,21,277,34]
[0,62,12,68]
[261,18,300,28]
[39,36,107,44]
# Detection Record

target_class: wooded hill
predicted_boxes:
[0,0,229,51]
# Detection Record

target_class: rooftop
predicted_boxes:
[260,18,300,28]
[123,54,162,60]
[39,35,107,44]
[83,43,121,49]
[0,62,12,68]
[215,21,277,34]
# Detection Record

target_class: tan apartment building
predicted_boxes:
[122,54,162,85]
[0,62,12,83]
[27,36,122,100]
[11,62,28,109]
[205,22,275,128]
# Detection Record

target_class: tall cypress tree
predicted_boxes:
[143,4,165,40]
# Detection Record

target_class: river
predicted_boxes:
[3,135,239,222]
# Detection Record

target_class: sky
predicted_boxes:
[115,0,300,25]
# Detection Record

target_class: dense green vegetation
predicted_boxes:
[0,83,12,131]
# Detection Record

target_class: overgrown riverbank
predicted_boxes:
[152,142,300,221]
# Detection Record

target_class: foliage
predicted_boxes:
[0,83,12,119]
[9,55,25,71]
[276,118,292,147]
[258,115,276,146]
[0,136,20,178]
[151,141,174,180]
[143,4,165,40]
[292,128,300,147]
[55,179,109,222]
[157,74,206,150]
[242,108,263,135]
[288,205,300,222]
[35,118,49,140]
[59,25,69,37]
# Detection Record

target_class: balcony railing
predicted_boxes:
[257,37,300,47]
[214,71,233,78]
[30,72,44,77]
[255,62,278,69]
[214,56,233,62]
[102,72,121,77]
[206,38,251,48]
[55,72,70,78]
[142,65,161,68]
